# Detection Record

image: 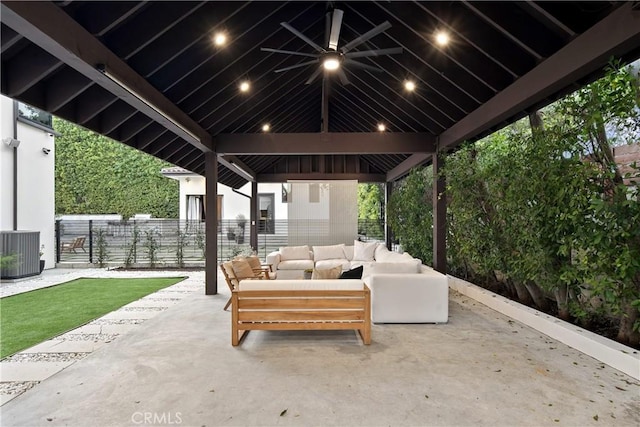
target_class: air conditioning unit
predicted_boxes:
[1,231,40,279]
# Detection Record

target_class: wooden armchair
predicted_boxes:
[220,261,268,311]
[61,236,86,253]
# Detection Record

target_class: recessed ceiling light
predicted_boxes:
[404,80,416,92]
[435,31,449,46]
[239,81,250,92]
[214,32,227,46]
[262,123,270,132]
[377,123,386,132]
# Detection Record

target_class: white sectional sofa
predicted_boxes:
[266,242,448,324]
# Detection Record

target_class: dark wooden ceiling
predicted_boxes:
[2,1,639,188]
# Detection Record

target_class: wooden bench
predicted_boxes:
[61,236,86,253]
[231,279,371,346]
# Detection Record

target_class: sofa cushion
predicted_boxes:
[374,244,391,261]
[353,240,377,261]
[315,259,351,270]
[343,245,354,261]
[312,265,342,279]
[231,259,255,279]
[340,265,364,279]
[313,244,346,261]
[277,259,315,270]
[280,245,311,261]
[239,279,364,291]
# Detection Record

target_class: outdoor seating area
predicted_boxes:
[1,268,638,426]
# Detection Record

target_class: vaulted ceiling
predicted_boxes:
[2,1,640,188]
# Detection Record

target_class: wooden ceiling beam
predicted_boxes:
[215,132,435,155]
[258,173,385,183]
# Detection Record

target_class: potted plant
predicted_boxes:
[39,244,45,273]
[226,226,236,241]
[235,214,247,244]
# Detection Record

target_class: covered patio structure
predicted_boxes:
[2,1,640,296]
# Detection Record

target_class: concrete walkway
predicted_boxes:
[0,269,203,407]
[1,269,638,426]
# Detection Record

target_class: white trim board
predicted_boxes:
[448,276,640,380]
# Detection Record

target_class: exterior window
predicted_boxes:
[186,195,206,222]
[17,102,53,129]
[257,193,275,234]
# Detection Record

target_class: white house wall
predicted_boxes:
[0,95,55,269]
[175,176,287,221]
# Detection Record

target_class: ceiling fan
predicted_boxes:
[261,9,402,85]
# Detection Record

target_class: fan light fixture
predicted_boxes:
[323,52,341,71]
[261,9,403,86]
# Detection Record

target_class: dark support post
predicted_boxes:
[432,151,447,273]
[250,181,258,252]
[385,181,393,250]
[205,151,218,295]
[88,220,93,263]
[55,219,61,263]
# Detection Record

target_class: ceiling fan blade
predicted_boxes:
[337,69,350,85]
[274,60,318,73]
[305,67,323,85]
[281,22,325,53]
[340,21,392,53]
[261,48,318,58]
[344,59,384,73]
[328,9,344,51]
[344,47,403,59]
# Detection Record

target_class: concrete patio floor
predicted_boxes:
[1,271,639,426]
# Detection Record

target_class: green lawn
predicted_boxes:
[0,277,185,358]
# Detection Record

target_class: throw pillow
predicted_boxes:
[280,245,310,261]
[353,240,377,261]
[313,244,346,261]
[339,265,364,279]
[311,265,342,279]
[231,259,255,280]
[245,256,262,270]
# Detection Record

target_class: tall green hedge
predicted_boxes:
[54,118,179,218]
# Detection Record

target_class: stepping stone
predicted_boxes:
[100,310,161,320]
[123,300,178,308]
[0,361,74,382]
[21,340,108,354]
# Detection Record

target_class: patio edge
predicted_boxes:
[448,275,640,380]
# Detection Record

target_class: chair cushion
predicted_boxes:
[340,265,364,279]
[245,256,262,270]
[231,259,255,280]
[353,240,377,261]
[313,244,346,261]
[312,265,342,279]
[277,259,315,270]
[280,245,311,261]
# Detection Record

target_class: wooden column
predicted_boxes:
[432,152,447,273]
[250,181,258,252]
[205,151,218,295]
[385,181,393,250]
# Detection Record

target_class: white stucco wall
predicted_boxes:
[170,175,287,220]
[1,95,56,269]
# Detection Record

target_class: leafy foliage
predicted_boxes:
[54,118,179,218]
[388,167,433,264]
[389,61,640,346]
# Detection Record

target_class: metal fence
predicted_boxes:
[55,219,385,266]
